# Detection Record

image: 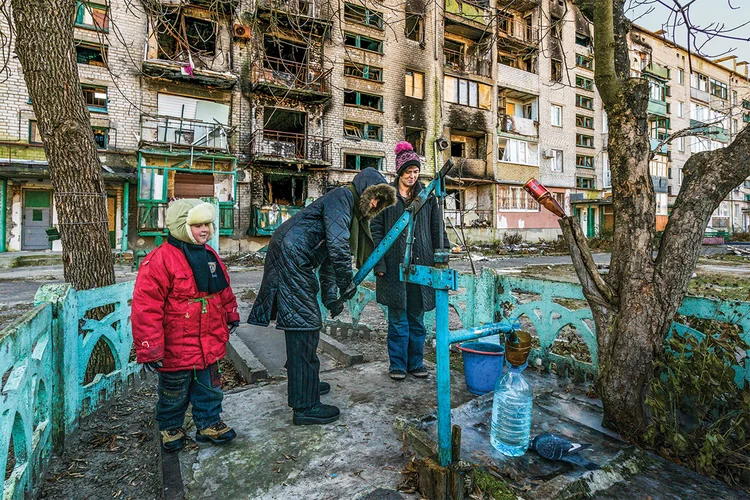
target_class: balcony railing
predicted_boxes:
[250,204,303,236]
[443,48,492,77]
[249,130,332,163]
[649,138,669,155]
[445,0,491,25]
[444,209,493,228]
[251,57,331,94]
[690,119,729,142]
[137,202,167,233]
[141,115,229,150]
[497,18,539,45]
[643,62,669,80]
[498,114,538,137]
[690,87,710,103]
[647,99,667,117]
[257,0,330,19]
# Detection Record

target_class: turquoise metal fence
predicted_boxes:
[1,281,139,499]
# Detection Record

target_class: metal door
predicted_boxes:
[22,190,51,250]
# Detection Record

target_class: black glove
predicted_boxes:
[340,283,358,302]
[143,360,163,373]
[228,320,240,335]
[327,300,345,318]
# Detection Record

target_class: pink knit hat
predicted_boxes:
[394,141,421,177]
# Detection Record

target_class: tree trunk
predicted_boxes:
[11,0,115,291]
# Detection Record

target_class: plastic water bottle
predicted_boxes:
[490,363,533,456]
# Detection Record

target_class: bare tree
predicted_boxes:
[562,0,750,441]
[8,0,115,290]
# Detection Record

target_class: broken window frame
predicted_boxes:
[75,1,109,32]
[575,54,593,70]
[405,69,424,99]
[405,127,425,156]
[138,167,167,202]
[263,174,307,207]
[28,121,42,144]
[75,40,108,66]
[344,90,383,111]
[83,85,108,113]
[405,12,424,42]
[155,11,217,61]
[576,176,596,190]
[576,155,595,169]
[344,153,383,171]
[550,59,562,82]
[576,133,594,149]
[344,62,383,82]
[344,3,384,30]
[575,94,594,110]
[575,114,594,129]
[343,121,382,141]
[92,127,109,150]
[343,32,383,53]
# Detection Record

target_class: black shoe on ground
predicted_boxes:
[320,381,331,395]
[410,366,429,378]
[161,428,186,452]
[293,403,340,425]
[389,370,407,380]
[196,421,237,445]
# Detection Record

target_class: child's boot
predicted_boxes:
[196,421,237,445]
[161,428,186,452]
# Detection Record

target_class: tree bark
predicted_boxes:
[11,0,115,290]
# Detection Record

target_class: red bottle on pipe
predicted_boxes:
[523,178,566,218]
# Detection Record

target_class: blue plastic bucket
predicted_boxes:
[456,342,505,395]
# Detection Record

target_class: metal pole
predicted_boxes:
[121,181,129,252]
[435,287,452,466]
[0,179,6,253]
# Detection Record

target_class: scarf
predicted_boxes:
[346,184,375,269]
[168,235,229,294]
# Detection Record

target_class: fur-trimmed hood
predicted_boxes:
[166,199,216,244]
[351,167,397,220]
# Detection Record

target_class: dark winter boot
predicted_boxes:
[320,381,331,395]
[160,428,186,452]
[196,421,237,445]
[293,403,340,425]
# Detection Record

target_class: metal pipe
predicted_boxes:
[0,179,6,253]
[449,321,514,345]
[121,181,129,252]
[435,287,452,466]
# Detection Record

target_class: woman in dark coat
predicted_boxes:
[371,142,448,380]
[249,167,395,424]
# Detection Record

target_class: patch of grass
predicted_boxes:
[699,255,750,265]
[688,272,750,301]
[471,469,517,499]
[424,346,465,373]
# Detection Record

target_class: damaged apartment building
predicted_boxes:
[1,0,750,253]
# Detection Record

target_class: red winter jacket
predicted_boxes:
[132,243,240,372]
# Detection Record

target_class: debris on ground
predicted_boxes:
[40,385,161,500]
[223,251,265,267]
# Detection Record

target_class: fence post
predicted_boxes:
[34,283,77,452]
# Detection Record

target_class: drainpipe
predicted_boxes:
[0,179,6,252]
[121,181,129,252]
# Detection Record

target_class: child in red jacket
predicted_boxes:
[132,199,240,452]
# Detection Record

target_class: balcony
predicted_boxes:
[140,115,229,151]
[647,99,667,117]
[498,114,538,137]
[690,87,710,103]
[445,0,491,26]
[643,62,669,80]
[496,65,540,92]
[249,204,303,236]
[690,119,729,142]
[443,48,492,78]
[249,57,332,104]
[255,0,332,35]
[743,99,750,110]
[652,175,668,193]
[141,59,237,90]
[137,202,167,233]
[449,157,491,180]
[497,17,539,50]
[249,130,332,165]
[496,161,538,183]
[744,112,750,123]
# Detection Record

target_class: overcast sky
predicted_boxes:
[627,1,750,64]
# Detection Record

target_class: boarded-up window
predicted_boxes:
[405,70,424,99]
[444,76,456,103]
[173,172,215,199]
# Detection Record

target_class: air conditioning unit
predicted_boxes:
[233,24,252,40]
[236,169,251,183]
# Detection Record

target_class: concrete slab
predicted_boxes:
[177,360,478,499]
[226,333,268,383]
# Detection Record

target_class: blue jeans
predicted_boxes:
[155,364,223,431]
[387,286,426,372]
